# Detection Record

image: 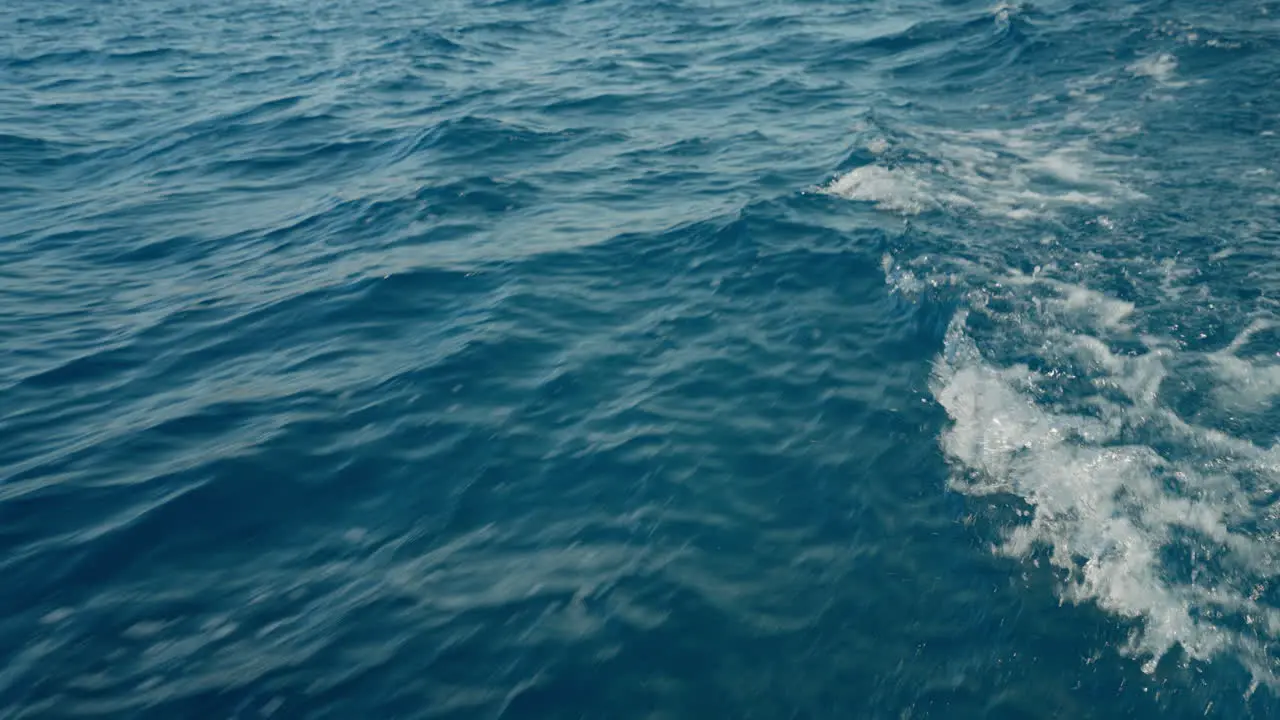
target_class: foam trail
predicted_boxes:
[930,293,1280,688]
[838,56,1280,688]
[824,118,1142,220]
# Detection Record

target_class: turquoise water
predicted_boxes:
[4,0,1280,717]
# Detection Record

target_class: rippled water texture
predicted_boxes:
[4,0,1280,717]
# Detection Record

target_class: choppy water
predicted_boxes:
[3,0,1280,717]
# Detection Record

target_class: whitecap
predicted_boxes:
[822,165,933,214]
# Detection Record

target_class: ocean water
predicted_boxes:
[3,0,1280,717]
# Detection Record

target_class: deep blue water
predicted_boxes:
[4,0,1280,717]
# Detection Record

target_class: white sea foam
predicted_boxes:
[855,46,1280,686]
[826,53,1189,221]
[826,119,1142,220]
[991,1,1021,29]
[1128,53,1185,86]
[822,165,935,214]
[1208,320,1280,412]
[928,276,1280,688]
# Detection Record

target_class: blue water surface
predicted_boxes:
[3,0,1280,717]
